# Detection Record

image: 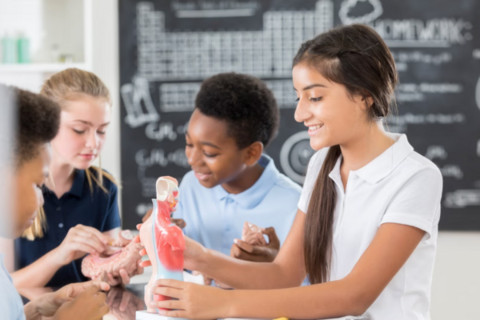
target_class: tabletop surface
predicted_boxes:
[20,283,147,320]
[18,270,362,320]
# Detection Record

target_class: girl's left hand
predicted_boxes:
[150,279,233,320]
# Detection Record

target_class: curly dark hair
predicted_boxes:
[195,73,279,149]
[1,85,61,166]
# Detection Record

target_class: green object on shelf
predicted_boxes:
[1,35,17,64]
[17,35,30,64]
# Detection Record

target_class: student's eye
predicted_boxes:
[295,97,300,102]
[185,143,193,148]
[97,130,106,135]
[203,152,218,158]
[73,129,85,134]
[310,97,322,102]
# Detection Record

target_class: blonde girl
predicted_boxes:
[13,69,141,287]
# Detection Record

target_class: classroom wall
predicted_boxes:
[90,1,479,319]
[90,0,122,213]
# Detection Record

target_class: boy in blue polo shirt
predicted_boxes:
[173,73,301,272]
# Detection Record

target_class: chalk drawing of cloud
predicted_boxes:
[339,0,383,25]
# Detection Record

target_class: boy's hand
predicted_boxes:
[141,209,186,229]
[171,218,186,229]
[52,285,109,320]
[141,209,152,222]
[54,281,110,305]
[33,281,110,317]
[230,227,280,262]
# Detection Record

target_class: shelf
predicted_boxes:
[0,63,91,73]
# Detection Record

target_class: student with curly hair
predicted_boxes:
[0,84,110,320]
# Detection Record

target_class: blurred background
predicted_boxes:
[0,0,479,318]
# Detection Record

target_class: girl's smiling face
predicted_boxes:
[293,62,371,151]
[51,95,111,169]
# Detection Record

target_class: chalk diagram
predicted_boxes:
[476,75,480,111]
[280,131,315,184]
[444,190,480,208]
[121,1,334,116]
[339,0,383,25]
[477,77,480,159]
[443,74,480,207]
[121,76,159,128]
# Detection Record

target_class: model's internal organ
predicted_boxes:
[81,230,143,280]
[154,197,185,271]
[242,221,266,245]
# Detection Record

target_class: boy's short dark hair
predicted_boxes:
[195,73,279,149]
[0,85,61,166]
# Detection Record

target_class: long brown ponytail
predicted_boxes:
[294,24,397,284]
[304,145,341,284]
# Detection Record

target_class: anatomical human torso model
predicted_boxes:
[136,177,186,320]
[82,230,143,281]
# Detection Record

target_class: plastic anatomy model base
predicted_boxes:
[136,176,187,320]
[242,221,266,245]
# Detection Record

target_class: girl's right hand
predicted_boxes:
[54,224,111,266]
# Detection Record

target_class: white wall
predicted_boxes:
[90,0,122,215]
[90,1,479,318]
[431,232,480,320]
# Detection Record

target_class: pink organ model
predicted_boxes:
[242,221,267,246]
[136,176,186,320]
[82,230,143,281]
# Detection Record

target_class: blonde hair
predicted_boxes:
[23,68,118,240]
[23,207,47,240]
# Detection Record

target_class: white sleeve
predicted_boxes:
[298,148,329,213]
[381,166,443,239]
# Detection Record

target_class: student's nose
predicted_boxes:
[186,146,203,167]
[294,96,312,124]
[85,130,99,150]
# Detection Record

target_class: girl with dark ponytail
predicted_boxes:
[144,24,443,320]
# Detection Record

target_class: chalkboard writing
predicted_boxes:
[119,0,480,230]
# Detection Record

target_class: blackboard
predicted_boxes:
[119,0,480,231]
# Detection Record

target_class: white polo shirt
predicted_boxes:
[298,133,442,320]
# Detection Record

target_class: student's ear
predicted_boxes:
[243,141,264,167]
[359,92,374,111]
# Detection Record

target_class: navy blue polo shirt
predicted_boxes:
[15,169,121,287]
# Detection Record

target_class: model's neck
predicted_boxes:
[156,201,173,225]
